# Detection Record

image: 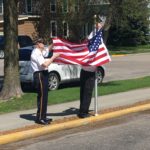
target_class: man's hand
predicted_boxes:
[52,53,60,59]
[42,53,60,68]
[48,43,54,51]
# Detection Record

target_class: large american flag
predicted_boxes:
[52,30,111,66]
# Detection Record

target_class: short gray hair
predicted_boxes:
[34,38,44,44]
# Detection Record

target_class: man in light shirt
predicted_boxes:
[31,38,59,125]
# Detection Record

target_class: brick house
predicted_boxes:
[0,0,41,39]
[0,0,106,40]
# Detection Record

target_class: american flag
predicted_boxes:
[52,30,111,66]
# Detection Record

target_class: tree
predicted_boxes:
[107,0,150,46]
[34,0,51,42]
[33,0,99,43]
[0,0,23,101]
[65,0,92,42]
[102,0,122,43]
[33,0,111,43]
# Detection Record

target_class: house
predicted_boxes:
[0,0,108,41]
[0,0,40,38]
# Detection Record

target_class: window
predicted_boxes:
[0,0,3,14]
[75,0,79,12]
[50,0,56,13]
[50,21,57,37]
[88,0,109,5]
[63,22,68,37]
[83,23,88,37]
[62,0,68,13]
[83,23,93,37]
[26,0,32,13]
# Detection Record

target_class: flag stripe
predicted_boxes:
[53,38,87,49]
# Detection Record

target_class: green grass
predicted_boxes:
[109,44,150,55]
[0,76,150,114]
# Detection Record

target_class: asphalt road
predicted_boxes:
[1,110,150,150]
[1,53,150,82]
[103,53,150,82]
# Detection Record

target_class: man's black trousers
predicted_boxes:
[80,69,95,114]
[33,70,48,120]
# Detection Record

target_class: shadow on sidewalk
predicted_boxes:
[20,107,79,121]
[20,113,36,121]
[47,107,79,117]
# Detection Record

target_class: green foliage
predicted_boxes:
[108,45,150,55]
[107,0,150,46]
[65,0,92,42]
[34,0,109,43]
[108,44,150,54]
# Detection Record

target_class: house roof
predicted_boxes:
[0,15,40,23]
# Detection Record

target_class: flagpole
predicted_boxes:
[94,69,98,116]
[94,14,98,116]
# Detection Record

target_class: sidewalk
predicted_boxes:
[0,88,150,132]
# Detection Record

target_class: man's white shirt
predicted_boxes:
[31,47,49,72]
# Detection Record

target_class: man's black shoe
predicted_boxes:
[35,118,52,125]
[45,118,53,122]
[77,113,91,118]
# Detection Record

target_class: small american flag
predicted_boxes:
[52,30,111,66]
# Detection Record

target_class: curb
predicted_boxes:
[112,54,125,57]
[0,103,150,145]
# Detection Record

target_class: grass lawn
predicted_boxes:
[0,76,150,114]
[109,44,150,55]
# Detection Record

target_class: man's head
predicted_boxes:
[96,22,104,30]
[34,38,45,50]
[34,38,44,44]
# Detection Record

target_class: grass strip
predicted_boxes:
[0,76,150,114]
[109,44,150,55]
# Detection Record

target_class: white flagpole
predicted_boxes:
[94,69,98,116]
[94,15,98,116]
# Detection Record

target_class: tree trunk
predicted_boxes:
[0,0,23,101]
[103,1,114,44]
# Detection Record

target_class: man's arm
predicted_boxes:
[48,43,53,51]
[41,53,60,68]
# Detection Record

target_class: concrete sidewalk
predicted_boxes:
[0,88,150,132]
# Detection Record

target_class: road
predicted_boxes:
[1,110,150,150]
[103,53,150,82]
[0,53,150,82]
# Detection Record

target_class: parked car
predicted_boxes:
[0,35,33,59]
[19,46,105,91]
[0,35,105,90]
